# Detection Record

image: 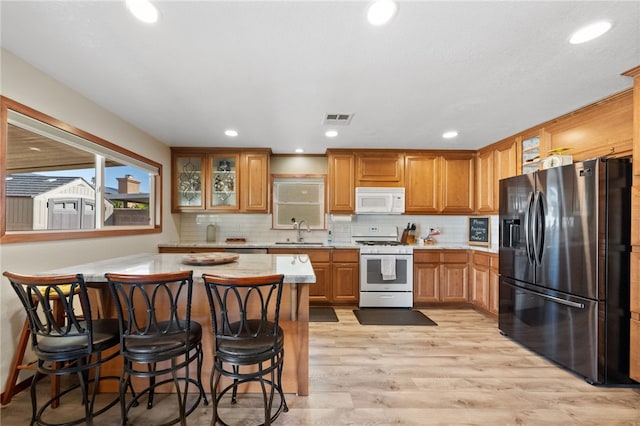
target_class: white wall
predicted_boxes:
[0,49,180,392]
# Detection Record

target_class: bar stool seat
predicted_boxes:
[2,271,121,426]
[1,284,80,408]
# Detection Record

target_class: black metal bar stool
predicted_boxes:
[201,273,288,426]
[3,271,121,426]
[105,270,208,426]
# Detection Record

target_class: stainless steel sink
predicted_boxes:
[274,241,324,246]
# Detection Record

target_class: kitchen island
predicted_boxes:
[44,253,316,395]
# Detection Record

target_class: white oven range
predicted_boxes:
[352,225,414,308]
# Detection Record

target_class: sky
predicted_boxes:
[36,165,151,193]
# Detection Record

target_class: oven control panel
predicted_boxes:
[359,246,414,255]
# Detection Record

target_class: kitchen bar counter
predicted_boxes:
[44,253,316,395]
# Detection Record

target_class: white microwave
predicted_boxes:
[355,187,405,214]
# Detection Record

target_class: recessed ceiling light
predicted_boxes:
[125,0,159,24]
[224,129,239,137]
[442,131,458,139]
[367,0,398,26]
[295,148,304,154]
[569,21,612,44]
[325,130,339,138]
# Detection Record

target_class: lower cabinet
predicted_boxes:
[268,248,359,306]
[268,248,333,305]
[331,249,359,305]
[470,251,499,315]
[414,250,468,304]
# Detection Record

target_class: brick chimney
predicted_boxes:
[117,174,141,194]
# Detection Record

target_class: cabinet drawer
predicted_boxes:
[414,251,440,263]
[442,251,468,263]
[332,249,359,263]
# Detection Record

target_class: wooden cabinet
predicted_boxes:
[489,254,500,315]
[405,154,441,213]
[240,151,270,212]
[327,151,355,213]
[414,251,441,303]
[441,153,475,214]
[475,149,494,213]
[470,252,499,315]
[208,151,240,211]
[331,249,359,305]
[470,252,491,310]
[171,149,206,211]
[405,151,475,214]
[414,250,468,304]
[476,140,517,213]
[355,151,404,187]
[493,141,518,210]
[268,248,333,305]
[171,148,270,213]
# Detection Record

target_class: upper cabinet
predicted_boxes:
[327,150,355,213]
[172,149,206,211]
[405,151,475,214]
[440,152,475,214]
[476,139,517,213]
[405,153,440,213]
[355,151,405,187]
[171,148,270,213]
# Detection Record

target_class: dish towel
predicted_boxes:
[381,256,396,280]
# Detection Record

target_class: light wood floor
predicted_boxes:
[2,308,639,425]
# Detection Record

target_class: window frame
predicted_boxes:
[271,174,326,230]
[1,96,163,243]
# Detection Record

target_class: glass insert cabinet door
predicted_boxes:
[174,154,203,209]
[209,153,239,210]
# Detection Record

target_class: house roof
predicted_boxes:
[6,175,150,203]
[5,174,86,197]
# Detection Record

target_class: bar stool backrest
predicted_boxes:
[106,271,194,357]
[4,272,93,359]
[202,274,285,354]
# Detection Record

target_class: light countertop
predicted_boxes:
[44,253,316,283]
[158,241,498,253]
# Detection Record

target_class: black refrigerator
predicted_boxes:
[498,157,635,385]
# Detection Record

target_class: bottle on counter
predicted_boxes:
[327,230,333,245]
[206,224,217,242]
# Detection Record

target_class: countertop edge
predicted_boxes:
[158,242,498,253]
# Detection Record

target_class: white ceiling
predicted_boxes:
[2,1,639,154]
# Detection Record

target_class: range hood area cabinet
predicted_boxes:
[355,151,405,187]
[327,150,476,215]
[171,148,270,213]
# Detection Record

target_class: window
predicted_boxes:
[272,176,325,229]
[1,96,162,243]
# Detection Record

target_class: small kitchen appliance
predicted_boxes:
[355,187,405,214]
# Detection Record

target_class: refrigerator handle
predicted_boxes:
[524,192,535,264]
[532,191,545,265]
[511,282,585,309]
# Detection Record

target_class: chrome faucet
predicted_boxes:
[292,218,311,242]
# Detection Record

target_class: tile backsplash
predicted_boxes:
[179,213,499,250]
